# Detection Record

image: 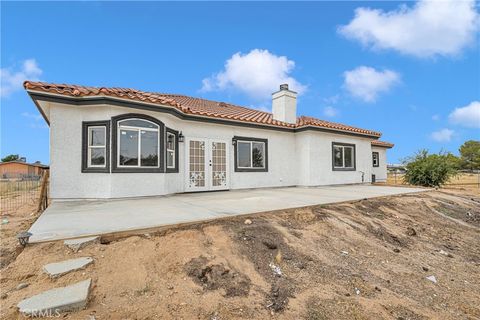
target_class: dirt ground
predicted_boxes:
[1,189,479,319]
[0,202,40,270]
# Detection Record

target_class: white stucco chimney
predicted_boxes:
[272,84,297,124]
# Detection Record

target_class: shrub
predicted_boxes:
[403,150,458,187]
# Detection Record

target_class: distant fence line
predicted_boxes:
[387,171,480,188]
[0,170,49,215]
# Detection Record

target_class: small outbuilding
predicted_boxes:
[0,160,48,179]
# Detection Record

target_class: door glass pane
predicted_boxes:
[119,129,138,166]
[237,142,251,168]
[140,130,158,166]
[252,142,264,168]
[212,142,227,187]
[189,140,205,187]
[90,148,105,166]
[344,147,353,168]
[89,127,105,146]
[333,146,343,167]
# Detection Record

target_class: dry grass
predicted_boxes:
[387,172,480,190]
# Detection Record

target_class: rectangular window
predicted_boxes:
[372,152,379,167]
[82,121,110,173]
[233,136,268,172]
[166,128,179,173]
[166,132,175,169]
[88,126,106,167]
[332,143,355,171]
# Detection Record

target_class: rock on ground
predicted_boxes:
[64,236,100,252]
[17,279,91,317]
[43,257,93,278]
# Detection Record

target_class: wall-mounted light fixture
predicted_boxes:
[178,131,184,142]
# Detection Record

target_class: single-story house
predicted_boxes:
[0,160,49,179]
[24,81,393,199]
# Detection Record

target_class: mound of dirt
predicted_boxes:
[185,256,251,297]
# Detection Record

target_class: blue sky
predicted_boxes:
[1,1,479,164]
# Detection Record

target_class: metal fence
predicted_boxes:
[0,171,49,215]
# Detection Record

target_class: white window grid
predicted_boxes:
[167,132,176,169]
[87,126,106,168]
[117,119,160,168]
[333,145,354,169]
[237,140,265,169]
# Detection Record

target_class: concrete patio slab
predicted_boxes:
[29,185,427,243]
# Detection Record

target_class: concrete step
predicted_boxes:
[43,257,93,278]
[17,279,91,317]
[64,236,100,252]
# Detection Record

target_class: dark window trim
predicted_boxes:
[111,113,165,173]
[82,120,110,173]
[233,136,268,172]
[372,151,380,167]
[165,128,179,173]
[332,142,356,171]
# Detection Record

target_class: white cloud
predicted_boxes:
[448,101,480,128]
[431,128,454,142]
[1,59,42,97]
[338,0,480,58]
[323,94,340,105]
[323,106,338,118]
[343,66,400,102]
[21,112,43,121]
[201,49,306,100]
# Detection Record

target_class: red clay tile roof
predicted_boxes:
[371,140,394,148]
[24,81,382,137]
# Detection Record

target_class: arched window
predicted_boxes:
[118,119,159,167]
[111,114,165,173]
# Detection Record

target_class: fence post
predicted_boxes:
[37,170,49,213]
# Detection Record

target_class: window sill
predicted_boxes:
[234,167,268,172]
[111,167,164,173]
[82,167,110,173]
[332,167,356,171]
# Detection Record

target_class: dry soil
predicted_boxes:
[1,189,479,319]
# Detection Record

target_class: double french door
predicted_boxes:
[185,138,229,192]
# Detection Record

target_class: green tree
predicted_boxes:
[459,140,480,171]
[403,150,458,187]
[1,154,19,162]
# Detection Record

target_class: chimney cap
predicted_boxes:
[279,84,289,91]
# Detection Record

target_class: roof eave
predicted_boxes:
[26,89,382,138]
